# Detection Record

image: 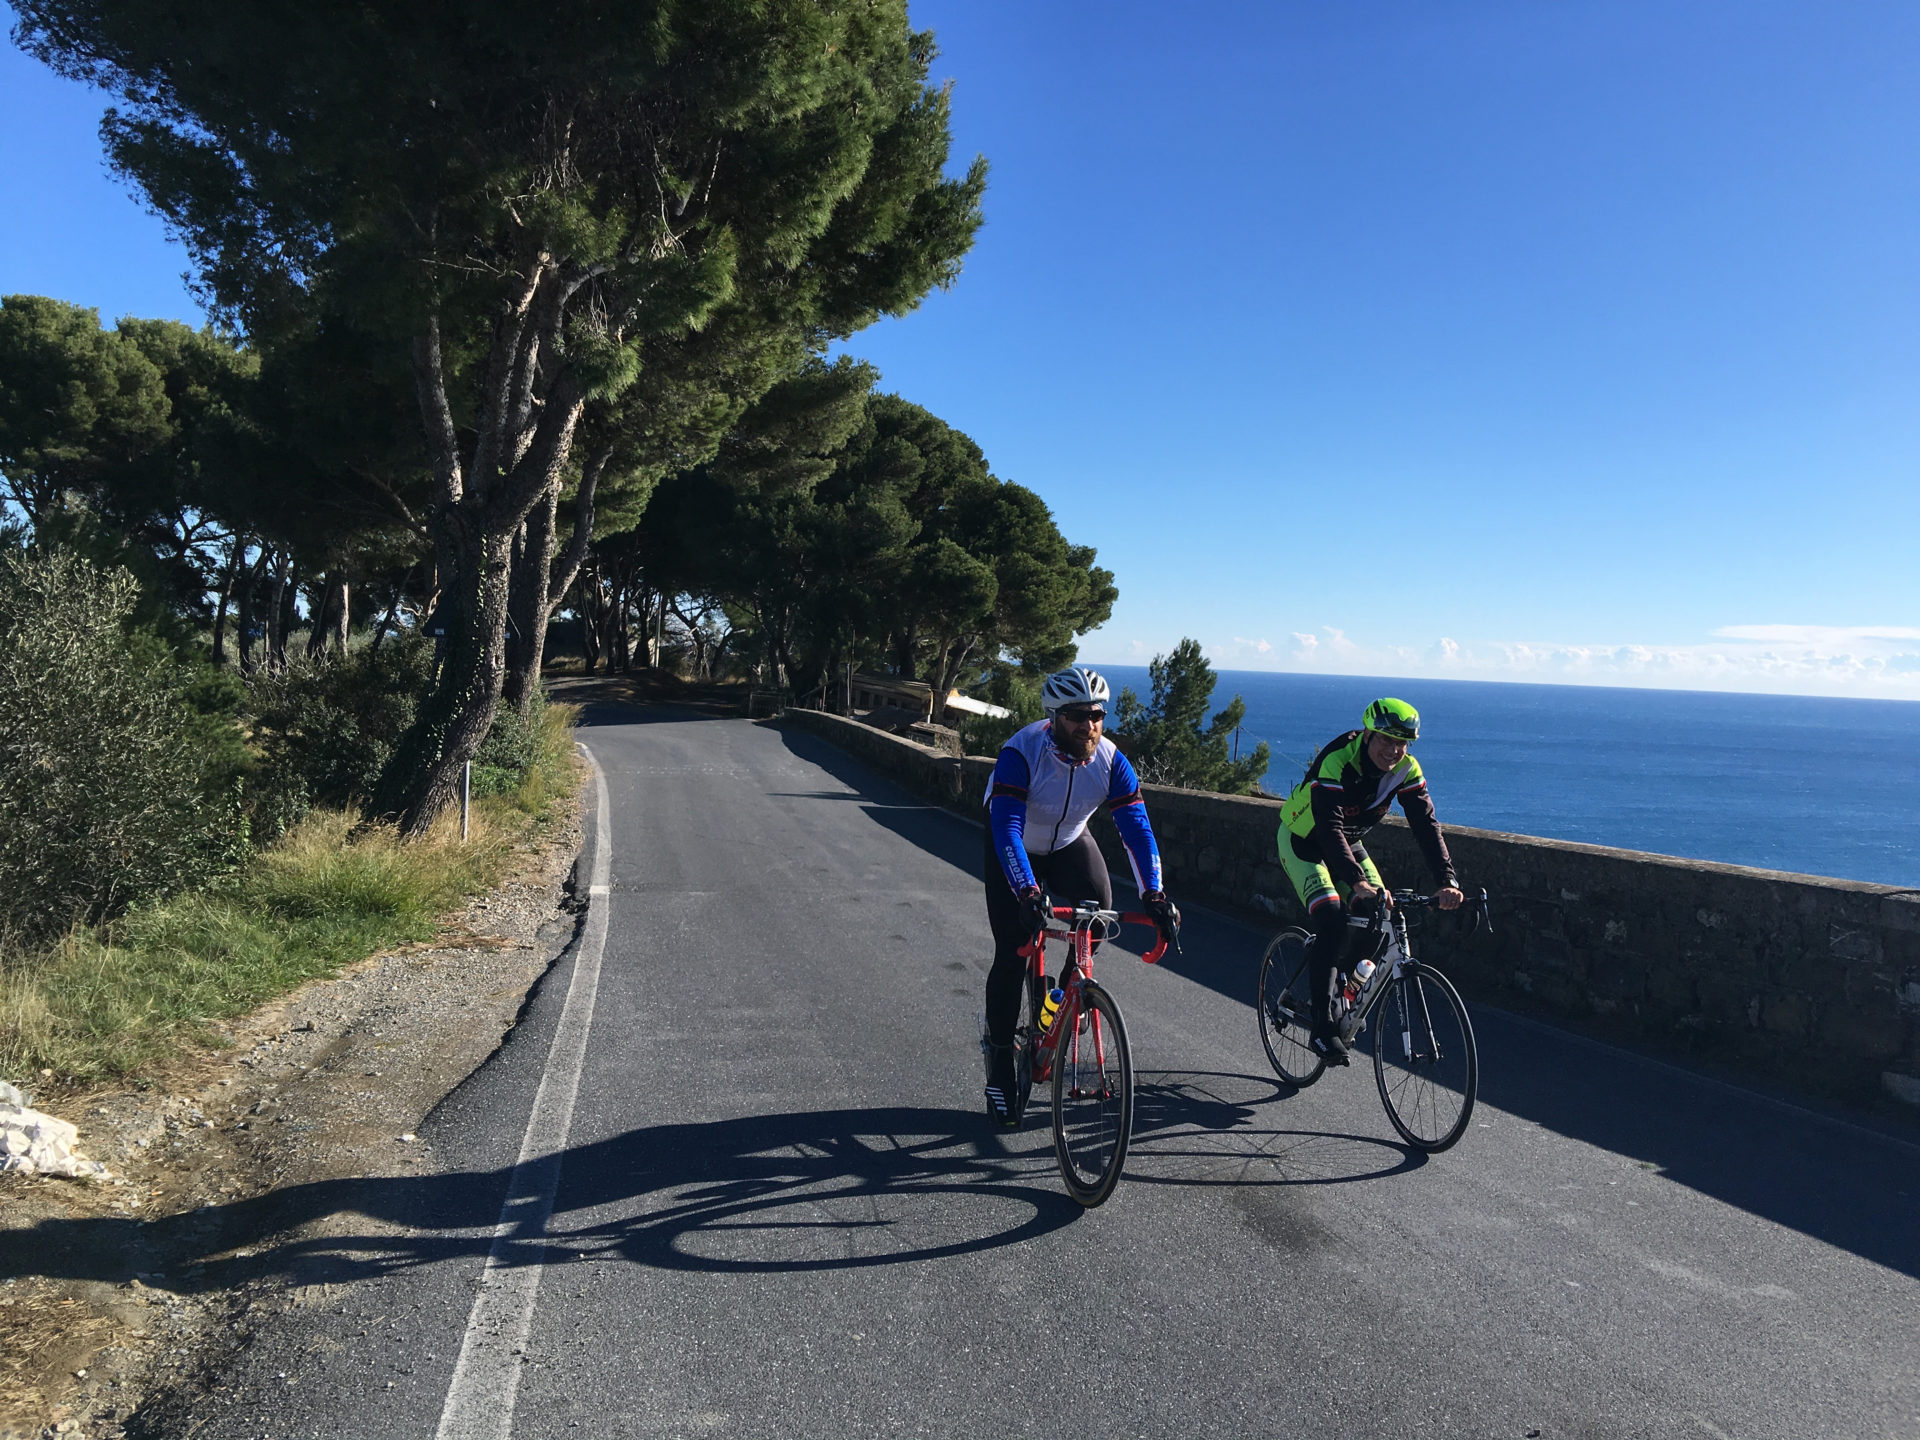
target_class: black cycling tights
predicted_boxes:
[1306,898,1351,1030]
[982,828,1111,1047]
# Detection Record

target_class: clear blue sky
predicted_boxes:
[5,3,1918,697]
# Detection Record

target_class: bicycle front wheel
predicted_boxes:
[1257,929,1325,1088]
[1372,964,1478,1152]
[1052,980,1134,1207]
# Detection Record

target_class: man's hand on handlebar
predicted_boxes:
[1434,886,1464,911]
[1143,890,1180,938]
[1349,880,1390,911]
[1018,885,1052,937]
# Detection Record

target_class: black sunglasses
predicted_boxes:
[1057,707,1106,724]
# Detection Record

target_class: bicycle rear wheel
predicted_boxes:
[1257,929,1325,1088]
[1372,963,1477,1152]
[1052,980,1133,1207]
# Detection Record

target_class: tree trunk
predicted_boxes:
[578,563,602,672]
[265,553,296,672]
[278,563,300,670]
[379,520,517,833]
[370,568,412,654]
[335,577,351,654]
[613,581,632,672]
[210,535,242,666]
[236,546,268,673]
[928,635,977,724]
[305,575,336,659]
[379,305,585,836]
[502,480,559,714]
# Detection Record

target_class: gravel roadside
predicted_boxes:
[0,771,587,1440]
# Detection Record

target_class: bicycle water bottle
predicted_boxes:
[1038,987,1065,1034]
[1342,956,1375,1007]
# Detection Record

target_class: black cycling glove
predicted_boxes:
[1018,886,1052,937]
[1144,892,1181,947]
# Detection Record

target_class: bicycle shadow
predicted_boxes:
[0,1105,1087,1296]
[1124,1068,1428,1190]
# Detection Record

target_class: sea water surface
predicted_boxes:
[1093,667,1920,888]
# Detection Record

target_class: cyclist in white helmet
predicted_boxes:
[979,665,1178,1126]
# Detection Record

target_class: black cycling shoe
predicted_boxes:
[1310,1026,1351,1066]
[983,1043,1021,1128]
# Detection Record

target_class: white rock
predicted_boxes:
[0,1101,113,1181]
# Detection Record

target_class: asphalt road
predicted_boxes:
[157,705,1920,1438]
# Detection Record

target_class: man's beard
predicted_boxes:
[1053,725,1098,762]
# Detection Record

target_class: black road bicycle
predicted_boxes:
[1256,888,1489,1152]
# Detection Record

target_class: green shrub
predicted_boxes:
[247,638,553,820]
[244,635,435,832]
[0,548,247,941]
[469,688,543,797]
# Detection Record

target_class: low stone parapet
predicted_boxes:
[775,707,1920,1113]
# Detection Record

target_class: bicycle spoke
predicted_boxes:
[1373,967,1478,1152]
[1053,981,1133,1206]
[1257,929,1324,1088]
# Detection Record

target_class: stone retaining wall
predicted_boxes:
[775,708,1920,1112]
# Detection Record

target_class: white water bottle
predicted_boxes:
[1343,956,1375,1006]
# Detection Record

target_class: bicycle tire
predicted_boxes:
[1010,968,1047,1123]
[1257,929,1325,1088]
[1051,979,1133,1208]
[1372,963,1478,1152]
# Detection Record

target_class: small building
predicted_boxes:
[849,672,934,718]
[848,672,1012,724]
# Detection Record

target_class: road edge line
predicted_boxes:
[432,741,613,1440]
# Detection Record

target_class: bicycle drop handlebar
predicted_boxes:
[1020,901,1174,964]
[1377,885,1494,935]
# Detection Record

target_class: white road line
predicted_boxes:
[433,742,613,1440]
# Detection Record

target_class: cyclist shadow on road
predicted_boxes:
[0,1104,1099,1295]
[1124,1068,1428,1192]
[556,1104,1096,1273]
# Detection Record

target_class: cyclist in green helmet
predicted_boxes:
[1277,697,1464,1064]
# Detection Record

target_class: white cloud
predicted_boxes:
[1133,623,1920,700]
[1715,625,1920,644]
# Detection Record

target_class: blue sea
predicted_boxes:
[1093,667,1920,888]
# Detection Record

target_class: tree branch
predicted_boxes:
[546,443,610,611]
[409,318,464,513]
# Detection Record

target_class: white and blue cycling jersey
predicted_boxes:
[985,720,1163,895]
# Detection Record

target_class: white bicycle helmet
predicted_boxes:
[1040,666,1111,713]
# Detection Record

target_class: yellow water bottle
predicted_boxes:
[1038,987,1065,1034]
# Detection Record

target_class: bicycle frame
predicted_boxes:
[1340,890,1488,1050]
[1018,902,1167,1081]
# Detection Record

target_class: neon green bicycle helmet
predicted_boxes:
[1362,697,1420,742]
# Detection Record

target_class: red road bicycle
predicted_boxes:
[996,902,1172,1207]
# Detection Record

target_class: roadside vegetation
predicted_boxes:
[0,3,1267,1088]
[0,701,576,1087]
